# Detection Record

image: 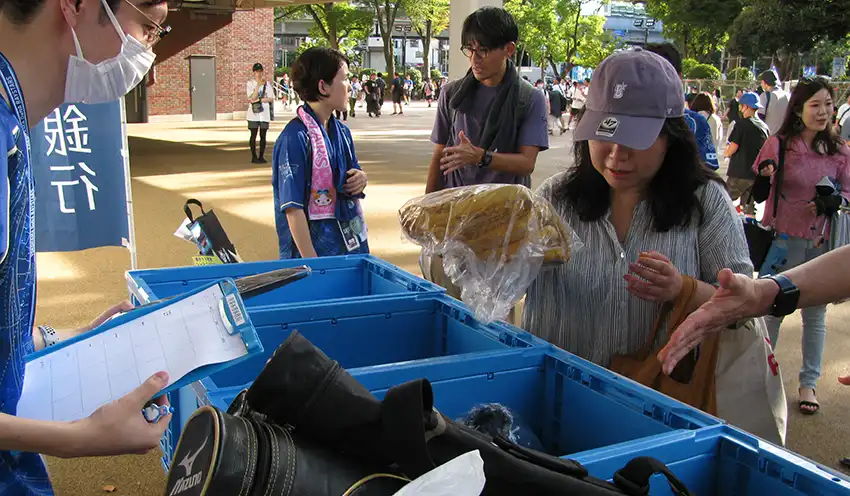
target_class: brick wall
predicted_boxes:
[148,8,275,119]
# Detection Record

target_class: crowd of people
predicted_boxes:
[2,0,850,493]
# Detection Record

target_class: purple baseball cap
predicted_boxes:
[574,47,685,150]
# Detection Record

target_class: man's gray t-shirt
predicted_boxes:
[430,82,549,189]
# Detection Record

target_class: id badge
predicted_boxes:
[339,220,361,252]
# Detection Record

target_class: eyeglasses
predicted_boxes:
[461,45,495,59]
[123,0,171,49]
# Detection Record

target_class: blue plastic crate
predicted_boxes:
[192,294,547,411]
[126,254,444,307]
[572,425,850,495]
[158,295,547,469]
[357,348,720,458]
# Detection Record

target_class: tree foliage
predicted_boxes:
[367,0,405,81]
[645,0,741,62]
[686,63,721,80]
[727,0,850,79]
[726,66,754,81]
[506,0,615,75]
[405,0,449,76]
[275,3,372,55]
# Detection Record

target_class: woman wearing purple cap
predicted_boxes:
[522,48,756,426]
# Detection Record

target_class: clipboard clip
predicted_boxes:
[216,279,261,352]
[143,403,174,424]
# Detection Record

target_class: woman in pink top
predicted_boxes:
[753,76,850,415]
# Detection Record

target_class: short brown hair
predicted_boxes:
[291,47,349,102]
[689,92,716,115]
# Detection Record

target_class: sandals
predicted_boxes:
[799,388,820,415]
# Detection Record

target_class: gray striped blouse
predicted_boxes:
[522,171,754,367]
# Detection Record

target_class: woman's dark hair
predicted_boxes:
[292,47,349,102]
[461,6,518,50]
[553,113,723,232]
[690,92,716,115]
[776,76,844,155]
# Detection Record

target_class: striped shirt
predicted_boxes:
[522,173,753,367]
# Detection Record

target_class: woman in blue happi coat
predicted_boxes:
[272,47,370,259]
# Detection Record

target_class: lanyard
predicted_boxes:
[0,52,29,134]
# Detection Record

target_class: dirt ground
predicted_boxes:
[37,102,850,494]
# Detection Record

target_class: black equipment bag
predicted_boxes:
[745,137,785,269]
[183,199,240,264]
[227,331,694,496]
[163,405,408,496]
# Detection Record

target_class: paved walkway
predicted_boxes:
[39,102,850,494]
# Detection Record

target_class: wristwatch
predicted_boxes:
[478,150,493,169]
[760,274,800,317]
[38,325,59,348]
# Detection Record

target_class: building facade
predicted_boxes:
[602,2,665,47]
[126,8,275,123]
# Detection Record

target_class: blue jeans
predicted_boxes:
[764,236,828,389]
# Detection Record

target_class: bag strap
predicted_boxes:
[772,136,785,218]
[638,276,698,357]
[491,435,588,478]
[183,199,206,223]
[613,456,694,496]
[381,379,439,476]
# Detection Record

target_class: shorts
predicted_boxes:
[570,107,582,116]
[392,93,403,104]
[248,121,269,130]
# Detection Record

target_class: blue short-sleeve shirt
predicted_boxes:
[271,117,369,259]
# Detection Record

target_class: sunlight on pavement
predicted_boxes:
[35,253,82,281]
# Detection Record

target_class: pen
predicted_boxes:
[143,403,174,424]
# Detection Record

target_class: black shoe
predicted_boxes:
[259,157,267,164]
[251,158,263,164]
[841,457,850,469]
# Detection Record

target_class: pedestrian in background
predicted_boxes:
[364,73,382,117]
[391,72,404,115]
[753,76,850,415]
[247,62,274,164]
[759,69,790,135]
[724,92,769,215]
[690,92,724,152]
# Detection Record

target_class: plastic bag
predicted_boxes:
[392,450,485,496]
[399,184,579,323]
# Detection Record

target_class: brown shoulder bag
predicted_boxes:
[609,275,720,415]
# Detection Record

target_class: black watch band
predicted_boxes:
[478,150,493,168]
[760,274,800,317]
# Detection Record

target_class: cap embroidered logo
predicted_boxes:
[596,117,620,137]
[614,82,627,99]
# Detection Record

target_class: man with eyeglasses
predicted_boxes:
[422,6,548,299]
[0,0,169,493]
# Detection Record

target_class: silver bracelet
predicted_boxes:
[38,325,59,348]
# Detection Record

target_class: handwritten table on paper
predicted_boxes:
[17,284,249,422]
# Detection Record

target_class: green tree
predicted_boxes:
[405,0,449,77]
[728,0,850,80]
[367,0,405,81]
[275,3,373,54]
[506,0,613,75]
[726,66,754,81]
[687,63,721,79]
[572,15,616,69]
[645,0,741,62]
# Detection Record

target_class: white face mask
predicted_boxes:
[64,0,156,104]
